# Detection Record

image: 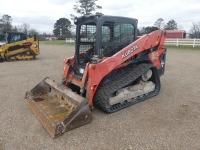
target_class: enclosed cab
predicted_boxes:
[0,34,6,46]
[73,15,138,76]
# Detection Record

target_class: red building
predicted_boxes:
[165,30,186,38]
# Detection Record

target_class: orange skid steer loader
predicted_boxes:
[25,15,166,138]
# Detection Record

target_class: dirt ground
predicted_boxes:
[0,44,200,150]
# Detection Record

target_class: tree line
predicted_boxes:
[0,14,38,35]
[0,14,53,40]
[139,18,178,35]
[1,0,200,39]
[53,0,102,39]
[53,0,200,39]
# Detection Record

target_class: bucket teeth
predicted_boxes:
[25,77,92,138]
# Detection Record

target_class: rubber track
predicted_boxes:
[94,63,156,113]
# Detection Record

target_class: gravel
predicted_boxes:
[0,44,200,150]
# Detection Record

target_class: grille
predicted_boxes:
[79,25,96,55]
[77,24,96,65]
[80,25,96,42]
[79,45,93,52]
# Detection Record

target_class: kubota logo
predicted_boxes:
[122,45,139,58]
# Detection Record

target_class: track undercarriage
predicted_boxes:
[5,49,36,61]
[94,63,160,113]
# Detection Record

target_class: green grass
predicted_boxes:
[164,45,200,50]
[40,40,75,45]
[40,40,200,50]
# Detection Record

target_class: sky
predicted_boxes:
[0,0,200,34]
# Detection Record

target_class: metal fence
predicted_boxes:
[66,38,200,47]
[66,38,75,43]
[165,38,200,47]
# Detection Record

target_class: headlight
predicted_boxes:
[79,68,84,74]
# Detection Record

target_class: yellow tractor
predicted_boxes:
[0,32,39,62]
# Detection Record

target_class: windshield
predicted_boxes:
[0,34,6,42]
[100,22,135,57]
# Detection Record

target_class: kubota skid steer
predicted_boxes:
[25,15,166,138]
[0,32,39,62]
